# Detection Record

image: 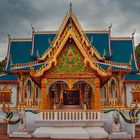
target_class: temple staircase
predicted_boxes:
[134,124,140,140]
[61,105,82,109]
[33,110,108,139]
[0,123,8,140]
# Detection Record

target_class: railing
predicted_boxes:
[40,110,101,121]
[100,98,118,106]
[24,98,41,105]
[100,98,105,106]
[36,98,41,105]
[24,98,33,105]
[109,98,118,105]
[131,102,140,107]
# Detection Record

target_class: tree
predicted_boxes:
[0,57,6,72]
[136,43,140,69]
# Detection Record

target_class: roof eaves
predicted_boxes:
[5,36,11,71]
[11,38,32,42]
[111,37,132,40]
[85,30,109,34]
[34,31,58,34]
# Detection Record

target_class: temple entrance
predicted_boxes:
[63,90,80,105]
[49,80,94,109]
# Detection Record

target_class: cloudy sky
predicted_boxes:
[0,0,140,60]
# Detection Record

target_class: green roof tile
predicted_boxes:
[86,33,110,57]
[125,73,140,81]
[31,33,56,57]
[110,40,138,72]
[0,74,17,81]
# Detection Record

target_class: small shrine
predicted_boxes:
[0,85,12,104]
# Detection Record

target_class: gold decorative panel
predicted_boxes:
[0,85,12,104]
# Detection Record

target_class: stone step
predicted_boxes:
[135,134,140,137]
[135,132,140,135]
[33,127,108,139]
[133,138,140,140]
[135,128,140,131]
[0,123,7,135]
[61,105,82,109]
[135,136,140,138]
[135,124,140,128]
[135,128,140,138]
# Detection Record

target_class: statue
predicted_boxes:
[111,111,122,133]
[18,109,26,132]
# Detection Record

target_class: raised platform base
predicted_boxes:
[9,132,32,138]
[32,127,108,139]
[36,120,105,127]
[109,131,131,139]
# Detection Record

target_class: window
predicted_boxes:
[25,80,33,98]
[110,79,117,98]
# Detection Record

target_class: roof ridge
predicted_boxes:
[34,31,58,34]
[111,37,132,40]
[13,61,39,68]
[11,38,32,42]
[104,60,130,67]
[85,30,109,33]
[97,61,131,69]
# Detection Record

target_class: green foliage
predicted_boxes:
[136,43,140,61]
[0,57,6,71]
[136,43,140,69]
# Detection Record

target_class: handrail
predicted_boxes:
[40,110,101,121]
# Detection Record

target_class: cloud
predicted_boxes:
[0,0,140,60]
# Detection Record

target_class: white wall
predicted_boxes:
[126,83,135,107]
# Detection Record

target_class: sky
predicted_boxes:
[0,0,140,60]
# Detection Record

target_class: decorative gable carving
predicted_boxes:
[131,84,140,93]
[30,8,111,78]
[0,85,12,104]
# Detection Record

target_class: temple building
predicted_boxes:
[1,4,140,139]
[0,4,140,122]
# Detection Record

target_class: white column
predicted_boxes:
[83,112,86,120]
[54,112,57,120]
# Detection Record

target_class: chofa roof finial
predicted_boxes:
[31,24,35,32]
[109,23,112,31]
[132,28,135,38]
[70,2,72,12]
[7,32,10,38]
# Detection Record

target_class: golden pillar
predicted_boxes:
[16,84,20,105]
[33,84,36,103]
[94,77,100,109]
[41,78,47,110]
[118,73,122,104]
[124,83,127,106]
[19,73,24,104]
[106,81,109,104]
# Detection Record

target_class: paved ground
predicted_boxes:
[0,136,134,140]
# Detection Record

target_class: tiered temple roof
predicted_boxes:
[0,8,139,83]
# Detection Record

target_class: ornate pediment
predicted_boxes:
[30,7,111,78]
[40,7,102,62]
[50,42,93,75]
[52,45,85,74]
